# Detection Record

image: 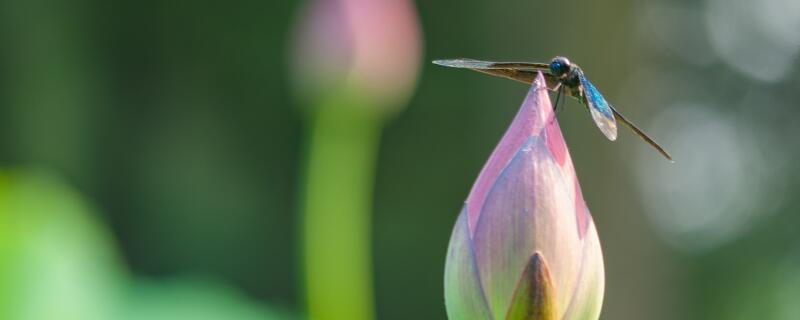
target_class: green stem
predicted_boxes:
[301,93,381,320]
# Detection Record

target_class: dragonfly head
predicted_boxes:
[549,56,573,78]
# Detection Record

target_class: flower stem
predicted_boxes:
[301,93,381,320]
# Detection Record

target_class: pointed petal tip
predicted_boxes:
[520,71,555,129]
[505,251,557,320]
[531,72,548,91]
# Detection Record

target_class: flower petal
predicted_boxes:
[505,252,557,320]
[542,115,588,239]
[444,208,492,320]
[465,74,551,235]
[560,222,605,320]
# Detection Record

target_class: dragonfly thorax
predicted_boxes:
[563,67,582,88]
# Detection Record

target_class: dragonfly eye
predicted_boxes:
[549,56,571,77]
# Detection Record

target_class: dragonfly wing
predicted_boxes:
[432,58,549,70]
[472,68,562,89]
[610,106,674,162]
[579,75,618,140]
[433,59,561,90]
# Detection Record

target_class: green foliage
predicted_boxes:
[0,170,294,320]
[122,277,293,320]
[0,169,126,320]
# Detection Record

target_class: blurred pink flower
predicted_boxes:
[290,0,422,110]
[289,2,422,319]
[444,73,605,320]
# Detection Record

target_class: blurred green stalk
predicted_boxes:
[301,93,381,320]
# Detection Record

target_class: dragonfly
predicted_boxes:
[433,57,673,162]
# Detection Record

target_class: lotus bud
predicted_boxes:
[444,73,605,320]
[289,0,422,111]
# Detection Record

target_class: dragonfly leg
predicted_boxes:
[553,84,564,114]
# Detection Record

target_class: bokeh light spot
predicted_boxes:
[634,104,786,252]
[706,0,800,82]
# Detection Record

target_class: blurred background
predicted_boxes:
[1,0,799,319]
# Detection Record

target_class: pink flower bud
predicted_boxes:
[444,73,605,320]
[290,0,422,110]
